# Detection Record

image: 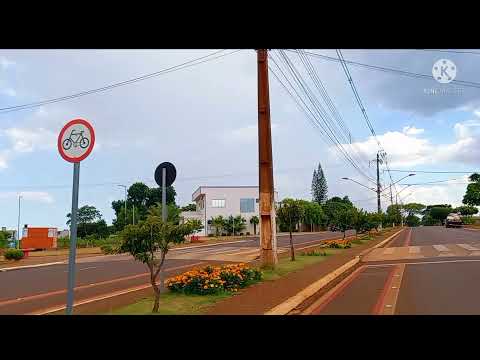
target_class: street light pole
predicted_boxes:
[17,195,22,249]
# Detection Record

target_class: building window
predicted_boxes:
[211,199,225,208]
[240,198,255,213]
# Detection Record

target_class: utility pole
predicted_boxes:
[257,49,277,267]
[376,152,381,214]
[118,185,127,226]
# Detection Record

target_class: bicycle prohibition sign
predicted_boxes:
[58,118,95,163]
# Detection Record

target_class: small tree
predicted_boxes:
[181,203,197,212]
[120,215,201,313]
[223,215,246,236]
[277,199,305,261]
[311,163,328,205]
[250,216,259,235]
[331,205,355,239]
[211,216,225,236]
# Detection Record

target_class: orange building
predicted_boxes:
[20,226,58,250]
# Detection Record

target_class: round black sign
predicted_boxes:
[154,162,177,187]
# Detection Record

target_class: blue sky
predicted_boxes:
[0,49,479,231]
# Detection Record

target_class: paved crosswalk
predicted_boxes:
[363,243,480,262]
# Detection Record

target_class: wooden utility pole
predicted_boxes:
[376,152,381,214]
[257,49,278,267]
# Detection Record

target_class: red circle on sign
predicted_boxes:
[57,118,95,163]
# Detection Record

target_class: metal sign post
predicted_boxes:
[66,162,80,315]
[162,167,167,222]
[58,118,95,315]
[155,162,177,223]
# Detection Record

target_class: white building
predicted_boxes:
[181,186,278,236]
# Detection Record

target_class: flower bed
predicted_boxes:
[166,263,262,295]
[324,239,352,249]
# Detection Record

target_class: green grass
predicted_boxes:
[108,291,232,315]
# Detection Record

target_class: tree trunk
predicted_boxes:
[150,269,160,313]
[289,230,295,261]
[343,230,346,240]
[254,223,257,235]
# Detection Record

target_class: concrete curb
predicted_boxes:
[0,261,66,272]
[264,257,360,315]
[357,228,406,257]
[264,228,405,315]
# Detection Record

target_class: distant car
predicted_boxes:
[445,213,463,228]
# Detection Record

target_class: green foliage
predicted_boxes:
[311,163,328,205]
[302,249,327,256]
[406,214,421,227]
[0,231,11,249]
[454,205,479,216]
[223,215,247,235]
[66,205,108,239]
[402,203,426,216]
[300,200,326,229]
[463,173,480,206]
[211,215,225,236]
[4,249,24,260]
[421,214,437,226]
[147,202,182,224]
[386,204,402,226]
[429,207,452,222]
[181,203,197,212]
[249,215,259,235]
[277,198,305,234]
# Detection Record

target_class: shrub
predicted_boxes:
[239,233,244,236]
[207,234,214,237]
[4,249,24,260]
[326,239,351,249]
[246,232,250,236]
[221,233,227,237]
[100,244,117,255]
[302,249,327,256]
[166,263,262,295]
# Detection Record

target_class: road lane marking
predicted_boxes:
[408,246,420,254]
[433,245,450,252]
[0,261,205,309]
[383,248,395,255]
[366,258,480,267]
[457,244,480,251]
[63,266,98,273]
[372,264,405,315]
[371,265,397,315]
[403,228,412,247]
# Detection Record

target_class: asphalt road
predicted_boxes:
[304,226,480,315]
[0,231,349,315]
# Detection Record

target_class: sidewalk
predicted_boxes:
[206,228,401,315]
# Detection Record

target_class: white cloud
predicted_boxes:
[3,127,56,153]
[402,126,424,136]
[0,191,54,203]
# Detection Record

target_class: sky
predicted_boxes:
[0,49,479,231]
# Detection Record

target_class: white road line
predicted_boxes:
[457,244,480,251]
[408,246,420,254]
[433,244,450,252]
[383,248,395,255]
[367,258,480,267]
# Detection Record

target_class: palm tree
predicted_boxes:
[211,216,225,237]
[250,216,259,235]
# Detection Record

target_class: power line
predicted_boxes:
[0,50,242,115]
[415,49,480,55]
[389,169,478,174]
[269,50,377,185]
[293,49,480,89]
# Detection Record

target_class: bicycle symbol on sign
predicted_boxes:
[62,129,90,151]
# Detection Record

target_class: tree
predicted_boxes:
[120,215,201,313]
[147,202,182,224]
[250,216,259,235]
[331,206,355,239]
[127,182,150,207]
[300,201,326,232]
[277,199,305,261]
[323,197,354,228]
[463,173,480,206]
[311,163,328,205]
[223,215,247,236]
[146,186,177,208]
[181,203,197,212]
[406,214,421,227]
[453,205,479,216]
[66,205,105,240]
[386,204,402,226]
[211,216,225,236]
[0,231,11,249]
[352,208,369,237]
[429,207,452,224]
[403,203,426,216]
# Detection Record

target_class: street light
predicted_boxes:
[381,173,415,193]
[117,185,127,225]
[17,195,22,249]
